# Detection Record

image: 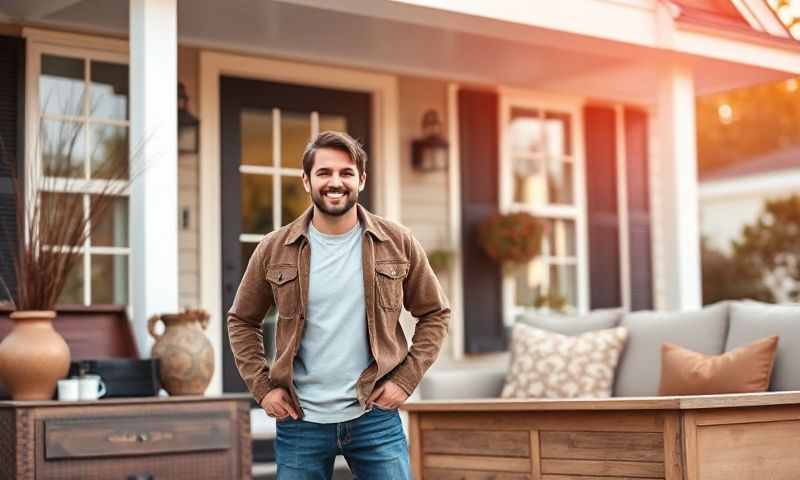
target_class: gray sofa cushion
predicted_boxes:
[726,300,800,391]
[518,308,624,336]
[418,365,507,400]
[613,302,730,397]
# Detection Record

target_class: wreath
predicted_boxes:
[478,212,544,264]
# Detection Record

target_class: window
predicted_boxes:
[33,49,130,306]
[500,95,587,324]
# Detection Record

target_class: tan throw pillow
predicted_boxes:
[501,323,628,399]
[658,336,779,396]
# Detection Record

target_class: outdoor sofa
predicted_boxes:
[402,300,800,479]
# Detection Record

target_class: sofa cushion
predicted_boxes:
[518,308,624,336]
[613,301,730,397]
[726,301,800,391]
[658,336,778,396]
[501,323,628,399]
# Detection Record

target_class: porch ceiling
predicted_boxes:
[0,0,793,103]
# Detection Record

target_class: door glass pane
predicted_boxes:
[241,110,273,167]
[281,176,310,226]
[40,55,85,117]
[40,192,84,246]
[544,219,576,257]
[241,173,273,233]
[513,157,547,207]
[547,159,574,205]
[549,263,578,310]
[319,114,348,135]
[92,196,129,247]
[510,109,542,155]
[90,61,129,121]
[241,241,258,275]
[41,120,85,178]
[544,111,571,157]
[58,257,84,305]
[281,111,311,170]
[91,254,128,304]
[89,124,129,179]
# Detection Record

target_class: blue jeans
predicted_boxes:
[275,406,411,479]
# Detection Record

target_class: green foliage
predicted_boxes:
[427,249,453,274]
[701,237,773,305]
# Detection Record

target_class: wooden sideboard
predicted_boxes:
[402,391,800,480]
[0,394,252,480]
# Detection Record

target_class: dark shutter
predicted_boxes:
[0,36,24,304]
[584,106,621,309]
[624,107,653,310]
[459,88,505,353]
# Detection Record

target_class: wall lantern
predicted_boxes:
[412,109,449,172]
[178,82,200,154]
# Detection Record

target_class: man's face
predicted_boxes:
[302,148,365,217]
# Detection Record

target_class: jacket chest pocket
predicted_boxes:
[375,262,409,311]
[266,265,300,318]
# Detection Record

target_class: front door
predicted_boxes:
[219,76,372,392]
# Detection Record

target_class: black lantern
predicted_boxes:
[178,82,199,154]
[412,109,449,172]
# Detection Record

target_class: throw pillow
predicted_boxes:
[658,335,779,396]
[501,323,628,399]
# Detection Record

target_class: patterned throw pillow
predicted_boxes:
[501,323,628,399]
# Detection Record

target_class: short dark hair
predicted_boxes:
[302,131,367,177]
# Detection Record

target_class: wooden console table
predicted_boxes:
[402,391,800,480]
[0,394,252,480]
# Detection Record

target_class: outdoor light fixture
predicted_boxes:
[178,82,200,154]
[412,109,449,172]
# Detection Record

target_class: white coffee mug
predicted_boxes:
[78,374,107,400]
[57,378,79,401]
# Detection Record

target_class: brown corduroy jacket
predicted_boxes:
[227,204,450,417]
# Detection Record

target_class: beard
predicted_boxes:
[310,186,359,217]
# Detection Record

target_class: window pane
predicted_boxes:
[241,241,258,276]
[57,257,84,305]
[89,124,128,179]
[90,61,128,121]
[40,55,84,117]
[544,219,576,257]
[547,159,574,205]
[92,196,129,247]
[281,111,310,170]
[549,263,578,310]
[281,176,310,226]
[40,192,84,246]
[510,108,542,155]
[514,258,547,307]
[91,254,128,304]
[241,173,274,233]
[41,120,85,178]
[241,109,273,167]
[513,156,547,207]
[319,114,347,135]
[544,111,572,157]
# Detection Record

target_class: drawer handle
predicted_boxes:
[108,431,174,444]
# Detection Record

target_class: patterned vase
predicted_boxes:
[0,311,71,400]
[148,309,214,395]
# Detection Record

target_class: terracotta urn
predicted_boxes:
[148,309,214,395]
[0,310,71,400]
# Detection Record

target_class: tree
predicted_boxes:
[731,195,800,302]
[701,236,773,305]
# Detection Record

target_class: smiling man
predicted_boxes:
[227,131,450,479]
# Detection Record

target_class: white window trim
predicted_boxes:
[24,29,132,307]
[498,88,590,325]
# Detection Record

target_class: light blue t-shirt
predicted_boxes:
[293,220,373,423]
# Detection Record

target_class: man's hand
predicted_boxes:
[260,387,299,421]
[366,380,408,410]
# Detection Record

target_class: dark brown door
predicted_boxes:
[219,76,372,393]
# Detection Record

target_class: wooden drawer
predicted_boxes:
[423,470,530,480]
[44,410,231,459]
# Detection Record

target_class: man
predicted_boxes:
[227,131,450,479]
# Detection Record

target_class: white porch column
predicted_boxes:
[129,0,179,355]
[652,64,702,311]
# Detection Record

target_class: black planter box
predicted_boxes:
[68,359,161,397]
